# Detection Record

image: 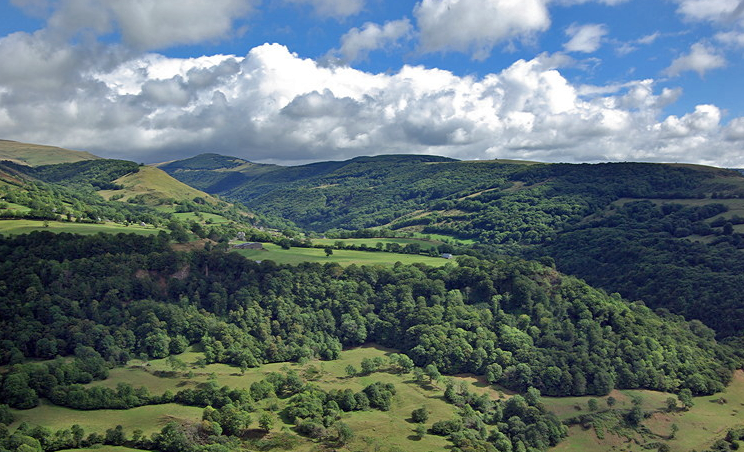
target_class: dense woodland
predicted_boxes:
[1,232,738,399]
[538,200,744,338]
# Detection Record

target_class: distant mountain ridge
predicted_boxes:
[159,152,743,236]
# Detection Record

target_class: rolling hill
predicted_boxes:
[0,147,266,240]
[0,139,100,166]
[98,165,220,205]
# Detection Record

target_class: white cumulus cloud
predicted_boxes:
[335,19,413,63]
[664,42,727,77]
[673,0,744,25]
[564,23,608,53]
[414,0,551,60]
[2,39,743,167]
[716,30,744,46]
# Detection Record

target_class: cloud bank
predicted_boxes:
[1,32,742,166]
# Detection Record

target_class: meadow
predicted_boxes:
[232,242,451,267]
[0,219,161,236]
[312,237,443,251]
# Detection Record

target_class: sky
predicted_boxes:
[0,0,743,167]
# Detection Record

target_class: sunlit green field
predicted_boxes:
[409,231,477,245]
[0,219,162,236]
[233,242,452,267]
[57,447,140,452]
[10,402,203,436]
[173,211,229,224]
[0,202,31,213]
[312,237,443,250]
[12,346,474,452]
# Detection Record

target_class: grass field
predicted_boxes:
[0,202,31,213]
[0,219,162,236]
[10,402,203,436]
[58,448,141,452]
[312,237,443,251]
[173,211,230,224]
[232,242,451,267]
[60,345,485,452]
[409,231,477,245]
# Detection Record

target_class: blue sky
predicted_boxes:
[0,0,743,166]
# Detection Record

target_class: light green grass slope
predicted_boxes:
[99,166,217,205]
[233,242,452,267]
[0,140,100,166]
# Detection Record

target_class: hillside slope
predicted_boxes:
[0,139,100,166]
[161,153,744,339]
[0,149,265,237]
[99,165,219,205]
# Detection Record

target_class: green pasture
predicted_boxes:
[232,242,451,267]
[99,166,212,205]
[0,202,31,213]
[312,237,443,250]
[77,346,487,452]
[173,211,229,224]
[10,402,202,436]
[0,219,162,236]
[57,448,141,452]
[409,231,477,245]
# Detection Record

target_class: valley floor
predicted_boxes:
[8,345,744,452]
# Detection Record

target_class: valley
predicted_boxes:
[2,141,744,452]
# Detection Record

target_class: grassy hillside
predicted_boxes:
[99,166,218,205]
[0,147,273,243]
[0,139,100,166]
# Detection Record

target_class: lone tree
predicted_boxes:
[678,388,694,410]
[258,412,274,433]
[324,247,333,257]
[424,364,441,386]
[411,406,429,423]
